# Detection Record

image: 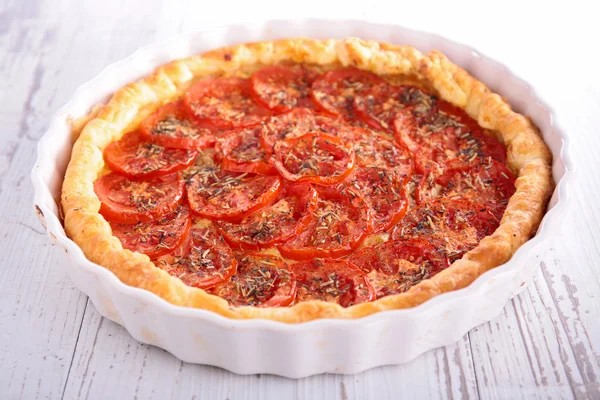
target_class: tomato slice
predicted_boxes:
[95,172,185,224]
[353,84,434,131]
[139,101,215,150]
[392,198,501,262]
[340,126,413,181]
[277,186,372,260]
[259,108,346,155]
[435,100,507,164]
[187,167,282,220]
[311,68,386,119]
[155,225,237,289]
[184,77,271,129]
[348,238,449,299]
[348,238,449,274]
[217,183,318,250]
[416,158,516,210]
[271,133,355,185]
[209,252,296,307]
[110,205,191,259]
[345,167,408,233]
[393,102,507,174]
[250,65,319,112]
[436,100,482,133]
[104,130,197,179]
[214,125,274,175]
[293,259,374,307]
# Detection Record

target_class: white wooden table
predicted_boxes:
[2,0,599,398]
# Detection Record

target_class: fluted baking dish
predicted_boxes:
[31,19,571,378]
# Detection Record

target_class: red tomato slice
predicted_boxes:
[353,84,434,131]
[311,68,386,118]
[345,167,408,233]
[155,226,237,289]
[110,205,191,259]
[348,238,449,274]
[95,172,185,224]
[184,77,271,129]
[214,125,275,175]
[250,65,319,112]
[435,100,507,164]
[348,238,450,299]
[104,130,197,179]
[393,109,458,174]
[277,186,372,260]
[436,100,481,132]
[271,133,355,185]
[392,198,501,262]
[259,108,346,155]
[209,252,296,307]
[393,102,507,174]
[293,259,374,307]
[139,101,216,150]
[217,183,318,250]
[364,269,427,300]
[416,158,516,209]
[340,126,413,181]
[469,131,507,165]
[187,167,282,220]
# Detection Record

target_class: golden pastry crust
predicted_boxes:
[61,38,553,323]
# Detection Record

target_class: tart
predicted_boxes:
[61,38,553,322]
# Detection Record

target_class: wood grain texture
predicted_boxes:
[1,0,599,398]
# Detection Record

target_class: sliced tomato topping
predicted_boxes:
[436,100,482,132]
[209,252,296,307]
[217,183,318,250]
[392,198,501,262]
[271,133,355,185]
[392,111,428,173]
[184,77,271,129]
[95,172,185,224]
[155,225,237,289]
[340,126,413,180]
[215,125,275,174]
[348,238,449,299]
[259,108,346,155]
[434,100,507,165]
[104,130,196,179]
[345,167,408,233]
[250,65,319,112]
[293,259,374,307]
[311,68,386,118]
[364,269,426,300]
[277,186,372,260]
[110,205,191,259]
[416,158,516,210]
[187,167,281,220]
[139,101,215,150]
[348,237,449,273]
[354,84,434,131]
[393,102,507,173]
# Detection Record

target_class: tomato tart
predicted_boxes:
[61,38,553,322]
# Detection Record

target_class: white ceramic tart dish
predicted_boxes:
[32,20,570,377]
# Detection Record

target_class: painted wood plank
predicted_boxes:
[469,249,600,400]
[0,0,183,398]
[0,1,92,398]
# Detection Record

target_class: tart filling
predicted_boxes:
[61,39,553,322]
